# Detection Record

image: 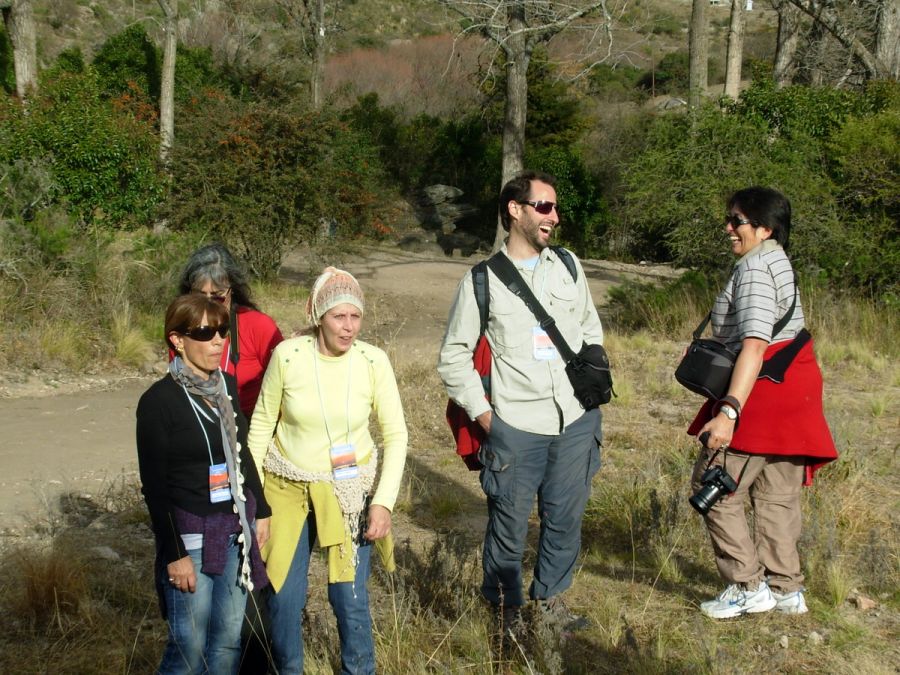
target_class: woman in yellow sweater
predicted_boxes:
[248,267,408,675]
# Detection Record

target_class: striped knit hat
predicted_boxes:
[306,266,365,326]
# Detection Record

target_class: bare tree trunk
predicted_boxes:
[724,0,745,99]
[688,0,709,108]
[494,3,531,252]
[2,0,38,99]
[158,0,177,165]
[772,0,802,87]
[875,0,900,79]
[311,0,326,108]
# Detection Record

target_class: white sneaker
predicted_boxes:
[771,589,809,614]
[700,582,777,619]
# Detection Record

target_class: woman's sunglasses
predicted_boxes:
[518,200,560,216]
[183,324,229,341]
[196,287,231,303]
[725,214,753,228]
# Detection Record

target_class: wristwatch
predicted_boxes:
[719,404,739,421]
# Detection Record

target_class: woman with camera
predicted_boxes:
[687,187,837,620]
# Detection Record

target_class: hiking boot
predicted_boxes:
[700,581,777,619]
[495,604,528,655]
[771,589,809,615]
[537,595,591,632]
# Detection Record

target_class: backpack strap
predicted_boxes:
[471,260,490,337]
[550,245,578,283]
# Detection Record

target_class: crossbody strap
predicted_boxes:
[486,253,579,363]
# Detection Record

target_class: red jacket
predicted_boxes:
[169,306,283,418]
[688,338,838,485]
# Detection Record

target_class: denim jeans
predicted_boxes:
[479,408,601,607]
[158,535,247,675]
[268,516,375,675]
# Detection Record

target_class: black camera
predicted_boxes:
[690,466,738,515]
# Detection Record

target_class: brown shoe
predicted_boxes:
[536,596,591,633]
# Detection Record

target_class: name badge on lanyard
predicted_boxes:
[209,463,231,503]
[532,326,558,360]
[330,443,359,480]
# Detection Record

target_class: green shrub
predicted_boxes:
[619,103,840,274]
[608,271,717,334]
[638,51,690,95]
[93,24,160,99]
[0,70,164,226]
[168,94,390,278]
[731,76,871,139]
[0,25,13,94]
[527,144,609,258]
[587,62,645,102]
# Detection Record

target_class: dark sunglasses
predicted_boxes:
[519,200,560,216]
[183,324,229,341]
[725,214,753,228]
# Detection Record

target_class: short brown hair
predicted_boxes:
[498,170,557,232]
[164,294,229,350]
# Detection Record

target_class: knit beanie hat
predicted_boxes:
[306,267,365,326]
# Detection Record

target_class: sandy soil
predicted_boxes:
[0,246,677,531]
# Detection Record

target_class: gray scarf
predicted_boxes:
[168,356,257,590]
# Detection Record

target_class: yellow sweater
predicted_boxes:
[247,336,408,588]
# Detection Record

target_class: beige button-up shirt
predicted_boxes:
[438,245,604,435]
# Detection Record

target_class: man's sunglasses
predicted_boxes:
[518,200,560,216]
[183,324,229,341]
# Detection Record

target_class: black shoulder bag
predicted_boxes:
[674,279,808,400]
[487,254,614,409]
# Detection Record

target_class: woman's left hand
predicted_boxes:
[364,504,392,541]
[255,517,270,549]
[699,414,735,451]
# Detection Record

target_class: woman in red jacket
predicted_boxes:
[179,243,283,418]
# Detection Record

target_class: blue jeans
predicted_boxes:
[158,536,247,675]
[268,516,375,675]
[479,408,601,607]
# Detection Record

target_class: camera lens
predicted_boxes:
[689,484,723,514]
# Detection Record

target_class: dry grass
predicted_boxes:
[2,270,898,673]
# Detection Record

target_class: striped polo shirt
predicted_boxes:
[711,240,805,351]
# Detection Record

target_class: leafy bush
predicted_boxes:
[0,70,164,226]
[527,144,609,258]
[638,51,690,95]
[826,108,900,296]
[607,271,717,334]
[93,24,160,99]
[587,62,646,102]
[619,103,840,273]
[168,94,390,278]
[0,25,13,94]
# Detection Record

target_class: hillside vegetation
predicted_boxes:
[0,2,898,672]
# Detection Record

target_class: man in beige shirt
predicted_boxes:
[438,170,604,638]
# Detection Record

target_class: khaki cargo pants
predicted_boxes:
[692,448,805,592]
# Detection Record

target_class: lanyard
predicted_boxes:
[181,382,221,466]
[312,341,353,448]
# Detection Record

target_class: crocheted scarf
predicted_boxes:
[168,357,257,590]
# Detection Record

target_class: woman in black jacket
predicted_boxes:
[137,294,271,674]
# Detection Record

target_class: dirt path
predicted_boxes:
[0,246,677,532]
